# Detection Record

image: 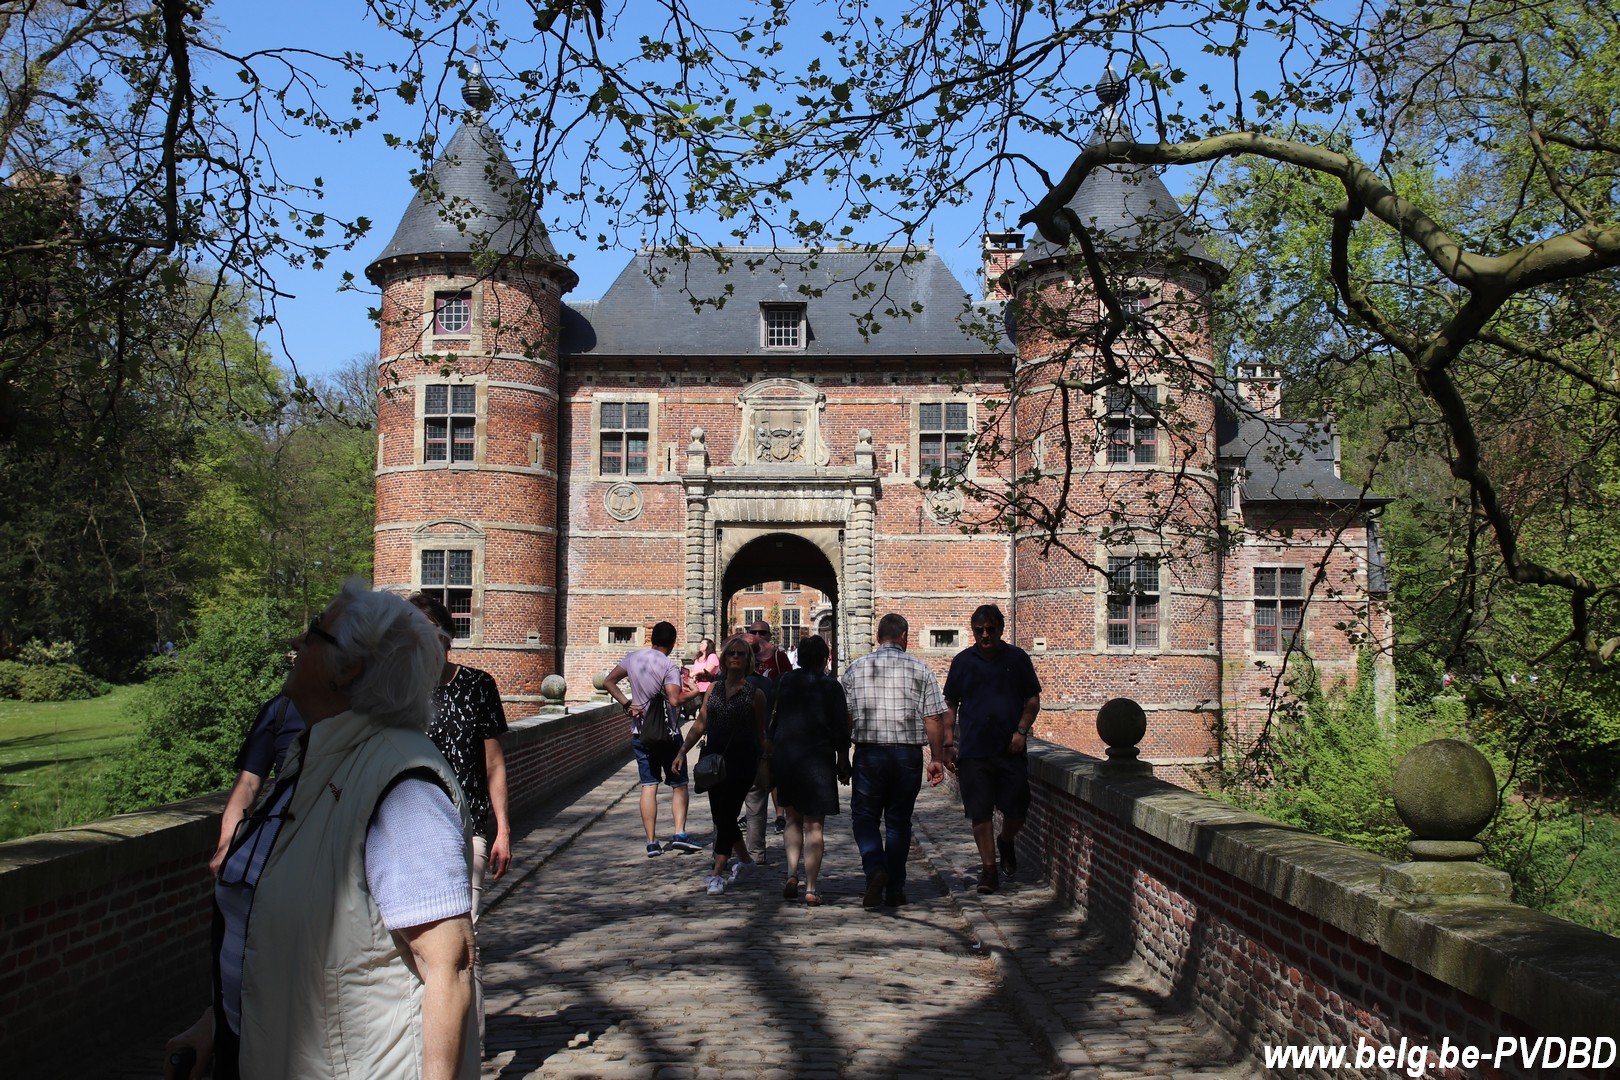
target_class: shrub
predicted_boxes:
[16,638,78,666]
[13,663,111,702]
[102,601,296,812]
[0,659,26,698]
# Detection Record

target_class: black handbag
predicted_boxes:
[692,752,727,794]
[692,685,737,794]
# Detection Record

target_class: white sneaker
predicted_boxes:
[705,874,726,895]
[728,858,752,882]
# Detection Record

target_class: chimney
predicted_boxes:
[1233,363,1283,418]
[981,232,1024,301]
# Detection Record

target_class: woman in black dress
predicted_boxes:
[766,635,848,904]
[673,634,765,895]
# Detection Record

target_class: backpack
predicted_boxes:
[639,692,677,749]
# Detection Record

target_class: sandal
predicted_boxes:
[804,890,822,906]
[782,874,799,900]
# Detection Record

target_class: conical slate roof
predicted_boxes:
[1020,72,1219,275]
[366,117,576,289]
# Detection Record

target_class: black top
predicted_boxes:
[233,696,305,779]
[427,665,508,836]
[703,680,763,768]
[767,669,849,755]
[943,644,1042,760]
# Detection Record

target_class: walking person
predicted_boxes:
[942,604,1042,895]
[742,619,788,862]
[408,593,511,1045]
[689,636,721,697]
[840,613,948,908]
[605,621,703,856]
[673,635,766,895]
[767,634,849,905]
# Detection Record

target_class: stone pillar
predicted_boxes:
[844,429,878,658]
[1381,738,1511,902]
[683,427,710,652]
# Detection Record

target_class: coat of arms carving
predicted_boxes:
[732,379,830,467]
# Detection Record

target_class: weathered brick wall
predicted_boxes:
[0,702,627,1077]
[1001,742,1620,1078]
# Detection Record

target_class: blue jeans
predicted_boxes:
[850,744,924,890]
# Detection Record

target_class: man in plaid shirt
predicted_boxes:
[840,612,948,908]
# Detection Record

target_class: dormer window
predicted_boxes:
[434,291,472,335]
[762,304,806,349]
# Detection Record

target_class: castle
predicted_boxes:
[365,72,1390,778]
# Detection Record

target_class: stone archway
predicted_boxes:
[677,422,880,660]
[720,531,840,665]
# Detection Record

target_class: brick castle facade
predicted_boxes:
[364,75,1391,778]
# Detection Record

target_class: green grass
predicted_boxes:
[0,684,143,843]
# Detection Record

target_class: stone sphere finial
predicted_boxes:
[1096,697,1151,774]
[592,670,608,693]
[1393,738,1498,860]
[540,673,567,704]
[461,59,494,112]
[1096,65,1127,107]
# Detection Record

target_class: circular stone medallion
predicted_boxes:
[604,482,644,521]
[923,487,965,525]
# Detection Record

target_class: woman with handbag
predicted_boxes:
[766,634,849,905]
[672,634,765,895]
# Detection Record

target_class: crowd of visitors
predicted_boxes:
[166,585,1040,1079]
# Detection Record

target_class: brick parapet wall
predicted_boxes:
[0,702,628,1076]
[1002,740,1620,1077]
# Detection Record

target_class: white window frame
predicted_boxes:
[761,303,806,349]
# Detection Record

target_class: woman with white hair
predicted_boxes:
[165,580,478,1080]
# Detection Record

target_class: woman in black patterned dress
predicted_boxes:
[408,593,509,1039]
[673,634,764,896]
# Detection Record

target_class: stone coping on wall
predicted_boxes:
[506,700,619,740]
[1027,740,1620,1043]
[0,794,225,918]
[0,702,623,919]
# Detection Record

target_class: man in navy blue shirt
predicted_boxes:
[942,604,1041,895]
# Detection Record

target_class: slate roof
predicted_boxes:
[1215,389,1389,505]
[366,118,576,289]
[562,248,1007,357]
[1019,76,1219,274]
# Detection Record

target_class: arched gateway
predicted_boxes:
[679,383,880,661]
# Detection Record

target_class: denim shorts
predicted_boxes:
[632,735,686,788]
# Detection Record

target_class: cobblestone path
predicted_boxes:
[476,758,1260,1080]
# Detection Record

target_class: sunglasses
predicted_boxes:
[306,615,340,649]
[723,648,752,658]
[971,625,1000,635]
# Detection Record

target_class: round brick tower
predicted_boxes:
[365,69,577,714]
[1005,69,1225,770]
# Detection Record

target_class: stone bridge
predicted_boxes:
[3,701,1618,1078]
